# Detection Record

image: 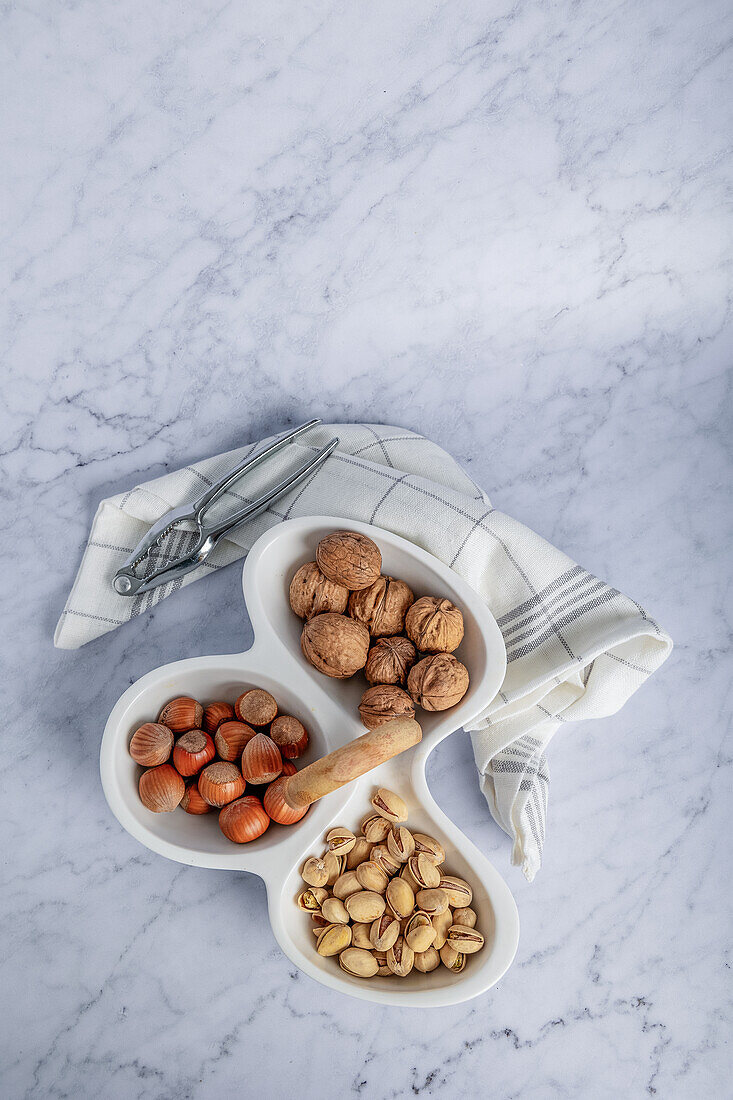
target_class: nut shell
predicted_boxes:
[235,688,278,727]
[129,722,174,767]
[198,762,246,807]
[219,795,270,843]
[269,715,309,759]
[241,733,283,785]
[157,696,204,733]
[180,780,211,815]
[138,764,185,813]
[405,596,464,654]
[364,636,417,686]
[300,613,369,678]
[339,947,379,978]
[358,685,415,730]
[202,701,235,733]
[316,531,381,590]
[348,576,414,637]
[263,776,309,825]
[172,730,216,776]
[289,561,349,619]
[407,653,470,711]
[214,720,257,762]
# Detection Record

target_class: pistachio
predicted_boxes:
[387,825,415,864]
[405,911,437,953]
[351,922,373,950]
[372,950,392,976]
[446,926,485,954]
[399,863,420,892]
[361,813,391,843]
[333,870,362,899]
[346,836,373,869]
[407,852,441,890]
[412,833,445,865]
[316,923,352,956]
[355,860,389,894]
[345,890,386,924]
[452,906,477,928]
[297,887,328,912]
[311,912,330,929]
[339,947,379,978]
[322,850,344,886]
[371,787,408,823]
[386,934,414,977]
[302,857,329,888]
[439,942,466,973]
[413,946,441,973]
[370,843,401,877]
[321,897,350,925]
[386,877,415,919]
[326,827,356,856]
[431,907,453,949]
[438,875,472,908]
[370,912,400,951]
[415,888,449,915]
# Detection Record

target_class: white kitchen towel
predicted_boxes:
[55,423,672,879]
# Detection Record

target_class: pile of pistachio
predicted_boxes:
[297,787,485,979]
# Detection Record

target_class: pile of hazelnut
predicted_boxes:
[129,690,311,842]
[298,788,485,979]
[290,530,470,727]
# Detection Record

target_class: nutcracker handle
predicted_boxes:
[281,717,422,810]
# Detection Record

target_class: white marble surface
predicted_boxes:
[2,0,731,1096]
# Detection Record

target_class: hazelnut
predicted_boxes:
[289,561,349,619]
[202,701,235,733]
[364,636,417,686]
[405,596,464,654]
[263,776,309,825]
[219,795,270,843]
[138,764,185,813]
[300,613,369,678]
[348,576,414,637]
[407,653,470,711]
[358,685,415,730]
[316,531,381,590]
[157,696,204,733]
[198,762,246,807]
[129,722,174,767]
[214,720,257,762]
[171,730,216,776]
[269,715,309,759]
[241,733,282,785]
[235,688,278,727]
[180,780,211,815]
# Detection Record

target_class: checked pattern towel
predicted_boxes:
[55,423,672,879]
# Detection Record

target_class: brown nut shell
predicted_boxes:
[364,636,417,686]
[214,720,257,761]
[316,531,381,590]
[129,723,174,767]
[157,696,204,733]
[138,764,185,812]
[301,614,370,678]
[180,780,211,815]
[235,689,278,727]
[289,561,349,619]
[198,761,246,807]
[269,715,309,759]
[408,653,470,712]
[241,733,283,785]
[219,795,270,843]
[172,730,216,776]
[202,701,235,733]
[358,684,415,730]
[405,596,464,653]
[348,576,414,637]
[263,776,309,825]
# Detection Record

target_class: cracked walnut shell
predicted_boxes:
[405,596,464,654]
[316,531,381,591]
[364,636,417,686]
[301,613,370,678]
[358,684,415,729]
[407,653,470,711]
[289,561,349,620]
[348,576,414,637]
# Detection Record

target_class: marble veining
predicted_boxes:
[1,0,730,1096]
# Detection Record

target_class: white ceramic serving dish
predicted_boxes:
[101,516,519,1006]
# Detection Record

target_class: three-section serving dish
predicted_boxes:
[100,516,520,1006]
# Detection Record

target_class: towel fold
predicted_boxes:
[55,423,671,879]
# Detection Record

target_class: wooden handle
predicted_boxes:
[281,717,422,810]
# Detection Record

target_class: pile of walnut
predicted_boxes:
[129,690,311,842]
[298,787,485,979]
[290,530,470,728]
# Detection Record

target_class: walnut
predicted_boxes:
[364,636,417,686]
[289,561,349,620]
[407,653,470,711]
[405,596,464,654]
[316,531,382,591]
[348,576,414,637]
[300,613,370,678]
[358,685,415,729]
